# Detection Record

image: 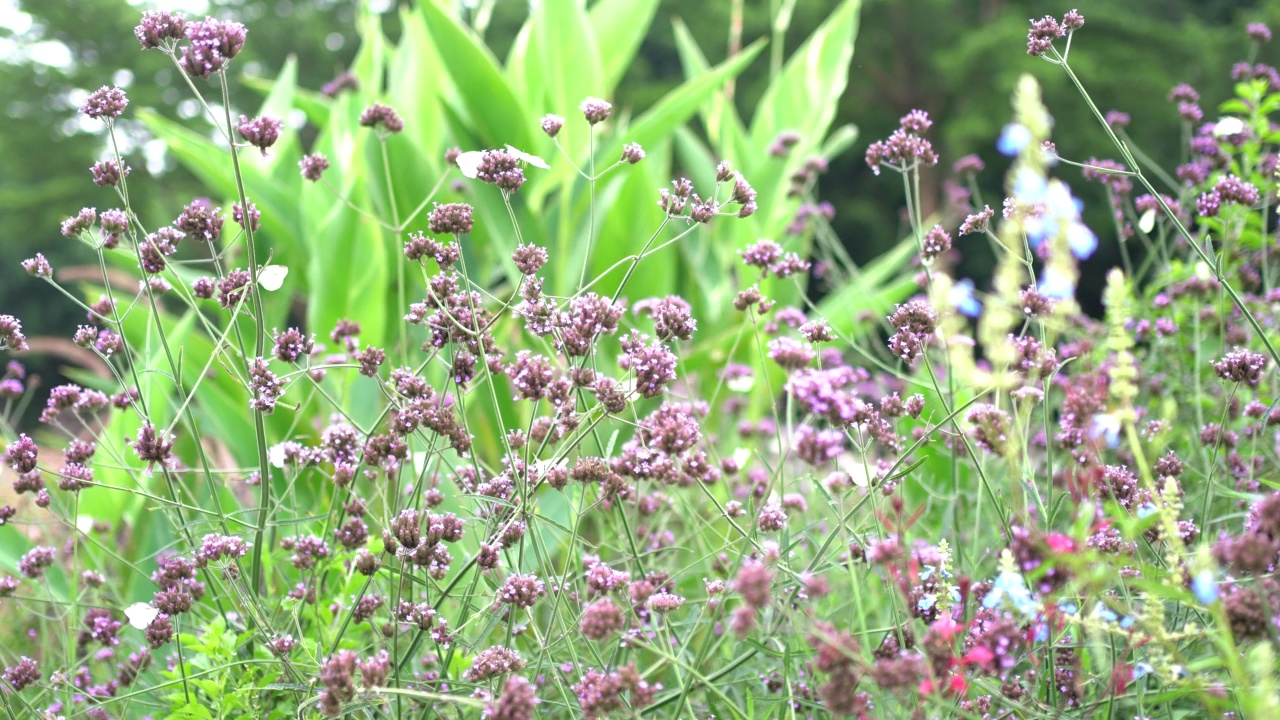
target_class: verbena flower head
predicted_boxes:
[359,103,404,134]
[135,10,186,49]
[464,645,524,682]
[1027,11,1081,57]
[1213,348,1268,386]
[131,423,176,472]
[865,110,938,175]
[236,115,282,155]
[1248,22,1272,44]
[540,114,564,137]
[621,142,645,164]
[90,159,130,187]
[579,97,612,125]
[81,85,128,120]
[2,656,40,691]
[427,203,474,235]
[22,254,51,279]
[175,199,222,243]
[179,17,247,78]
[472,149,526,193]
[321,70,359,97]
[299,153,330,181]
[487,675,538,720]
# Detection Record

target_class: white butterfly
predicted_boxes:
[1212,117,1245,137]
[125,602,160,629]
[258,264,288,292]
[455,146,549,179]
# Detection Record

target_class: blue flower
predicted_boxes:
[1135,502,1158,519]
[1192,571,1219,605]
[1037,266,1075,300]
[1067,221,1098,259]
[998,124,1032,156]
[1093,602,1118,623]
[1132,662,1153,679]
[984,570,1037,617]
[917,594,937,612]
[951,279,983,318]
[1058,601,1079,615]
[1014,167,1048,204]
[1089,413,1121,449]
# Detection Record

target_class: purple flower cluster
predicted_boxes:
[865,110,939,175]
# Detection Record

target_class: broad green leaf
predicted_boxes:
[390,5,445,177]
[419,1,532,150]
[817,236,918,338]
[750,0,860,152]
[520,0,603,164]
[671,16,750,164]
[588,0,661,90]
[596,39,765,169]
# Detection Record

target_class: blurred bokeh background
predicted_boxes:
[2,0,1277,426]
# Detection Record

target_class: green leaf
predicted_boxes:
[596,39,765,167]
[520,0,603,164]
[817,236,917,338]
[588,0,661,90]
[418,1,532,149]
[671,16,750,163]
[389,5,446,173]
[749,0,860,151]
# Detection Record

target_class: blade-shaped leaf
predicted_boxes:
[419,1,532,149]
[588,0,661,90]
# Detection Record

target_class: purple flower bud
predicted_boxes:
[0,315,29,352]
[299,153,330,182]
[236,115,282,155]
[232,201,260,231]
[22,254,51,279]
[359,103,404,134]
[427,203,474,235]
[81,86,128,120]
[621,142,645,164]
[90,160,130,187]
[321,70,359,97]
[135,10,186,49]
[179,17,247,78]
[579,97,612,125]
[541,114,565,137]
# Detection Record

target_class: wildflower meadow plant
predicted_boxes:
[3,3,1280,720]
